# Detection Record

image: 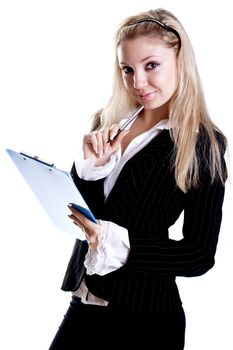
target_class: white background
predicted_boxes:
[0,1,232,349]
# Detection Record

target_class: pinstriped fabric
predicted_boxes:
[62,130,226,312]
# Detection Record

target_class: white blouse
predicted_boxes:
[72,118,169,305]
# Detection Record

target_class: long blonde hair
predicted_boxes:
[91,8,227,192]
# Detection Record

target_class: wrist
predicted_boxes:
[88,236,99,251]
[88,225,100,251]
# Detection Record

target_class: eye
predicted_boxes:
[145,62,160,70]
[121,66,134,74]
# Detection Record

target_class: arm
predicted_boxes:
[70,162,105,218]
[123,174,225,277]
[70,125,130,217]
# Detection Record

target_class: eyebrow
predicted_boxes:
[119,55,161,65]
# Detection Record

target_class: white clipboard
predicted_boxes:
[6,149,97,240]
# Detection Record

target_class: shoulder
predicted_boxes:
[196,125,227,182]
[196,125,227,157]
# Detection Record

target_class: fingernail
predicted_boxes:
[110,132,116,140]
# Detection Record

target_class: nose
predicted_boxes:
[133,71,148,89]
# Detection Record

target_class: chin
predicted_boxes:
[143,101,164,110]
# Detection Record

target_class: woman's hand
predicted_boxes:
[68,204,100,250]
[83,124,130,167]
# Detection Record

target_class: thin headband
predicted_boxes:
[126,18,181,46]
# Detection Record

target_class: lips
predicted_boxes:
[137,91,156,101]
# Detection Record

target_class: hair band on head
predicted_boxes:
[126,18,181,46]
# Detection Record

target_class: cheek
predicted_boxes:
[122,75,132,90]
[157,67,178,94]
[168,69,178,94]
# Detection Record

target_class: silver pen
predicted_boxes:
[108,105,144,143]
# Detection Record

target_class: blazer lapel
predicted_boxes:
[103,130,174,225]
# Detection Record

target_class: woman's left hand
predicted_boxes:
[67,204,100,250]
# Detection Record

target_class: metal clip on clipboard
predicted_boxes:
[20,152,56,168]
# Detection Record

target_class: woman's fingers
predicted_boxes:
[83,129,111,158]
[68,205,100,250]
[83,133,98,155]
[110,129,130,151]
[102,128,110,154]
[96,132,104,158]
[67,205,99,234]
[83,123,129,164]
[68,213,85,229]
[109,124,120,141]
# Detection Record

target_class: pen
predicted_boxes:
[108,105,144,143]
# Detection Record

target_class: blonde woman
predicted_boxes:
[49,8,227,350]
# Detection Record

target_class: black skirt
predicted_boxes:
[49,296,186,350]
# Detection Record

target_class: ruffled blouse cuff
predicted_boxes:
[84,220,130,276]
[75,154,117,181]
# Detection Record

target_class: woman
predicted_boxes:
[49,8,227,349]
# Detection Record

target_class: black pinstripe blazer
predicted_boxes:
[61,129,226,312]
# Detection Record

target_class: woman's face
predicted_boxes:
[117,36,178,110]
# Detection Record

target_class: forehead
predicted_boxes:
[117,36,175,63]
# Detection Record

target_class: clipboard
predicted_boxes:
[6,149,97,240]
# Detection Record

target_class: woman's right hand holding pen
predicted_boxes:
[83,124,130,167]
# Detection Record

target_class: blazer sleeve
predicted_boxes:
[70,162,105,218]
[123,163,226,278]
